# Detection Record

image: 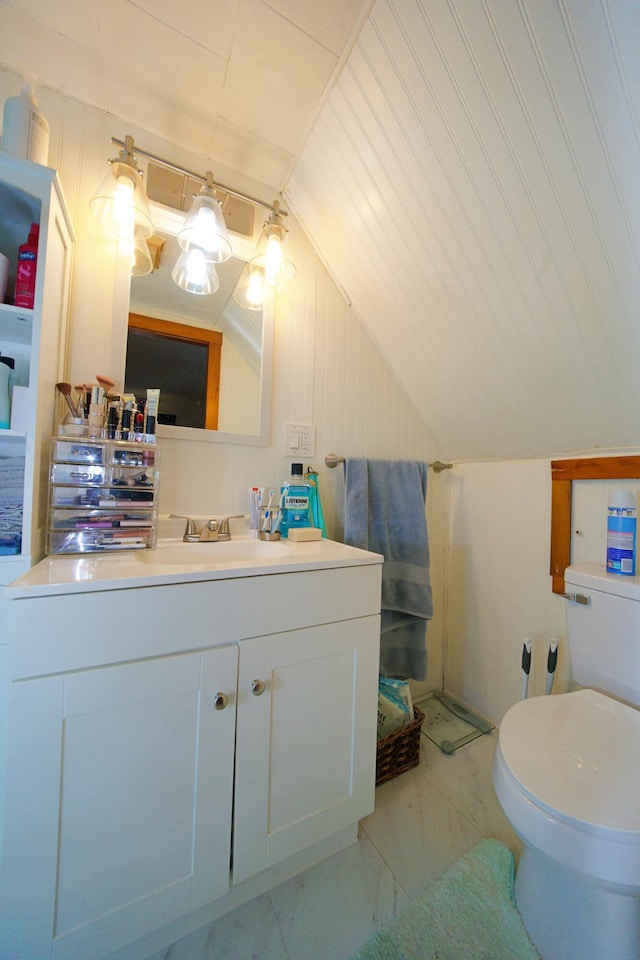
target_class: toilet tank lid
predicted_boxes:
[565,563,640,601]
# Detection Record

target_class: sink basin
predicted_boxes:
[137,538,293,566]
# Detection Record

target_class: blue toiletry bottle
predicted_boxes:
[607,489,637,576]
[280,463,312,538]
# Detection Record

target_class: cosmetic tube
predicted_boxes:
[145,388,159,442]
[120,395,134,440]
[133,399,145,440]
[107,402,120,439]
[88,385,103,439]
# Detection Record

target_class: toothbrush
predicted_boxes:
[271,490,286,534]
[261,488,275,532]
[521,638,531,700]
[546,638,559,695]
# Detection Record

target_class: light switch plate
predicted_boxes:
[285,423,315,457]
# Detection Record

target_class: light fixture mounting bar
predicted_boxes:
[110,137,281,214]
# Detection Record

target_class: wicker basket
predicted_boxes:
[375,706,425,786]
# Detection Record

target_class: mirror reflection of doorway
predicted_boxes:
[125,313,222,430]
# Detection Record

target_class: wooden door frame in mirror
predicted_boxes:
[127,312,222,430]
[550,455,640,594]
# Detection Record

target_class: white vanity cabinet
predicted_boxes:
[1,558,381,960]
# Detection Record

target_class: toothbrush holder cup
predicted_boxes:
[259,505,281,539]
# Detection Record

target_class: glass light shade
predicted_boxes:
[129,236,153,276]
[89,160,154,239]
[250,223,296,286]
[233,262,265,311]
[171,246,220,295]
[178,188,232,263]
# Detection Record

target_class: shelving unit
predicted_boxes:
[0,153,75,584]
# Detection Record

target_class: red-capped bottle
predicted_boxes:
[14,222,39,308]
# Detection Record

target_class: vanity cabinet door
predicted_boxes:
[0,644,238,960]
[233,614,380,885]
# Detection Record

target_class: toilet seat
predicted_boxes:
[499,688,640,835]
[494,689,640,888]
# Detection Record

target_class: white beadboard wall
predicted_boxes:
[287,0,640,462]
[0,65,447,697]
[446,454,640,725]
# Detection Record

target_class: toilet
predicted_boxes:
[493,563,640,960]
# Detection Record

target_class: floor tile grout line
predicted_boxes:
[358,819,412,905]
[266,888,294,960]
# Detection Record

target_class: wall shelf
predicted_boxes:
[0,302,33,344]
[550,455,640,594]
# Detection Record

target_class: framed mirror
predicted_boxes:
[124,201,273,446]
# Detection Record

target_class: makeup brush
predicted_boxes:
[55,381,79,418]
[74,384,87,418]
[96,374,117,397]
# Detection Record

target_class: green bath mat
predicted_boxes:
[351,839,540,960]
[418,690,493,753]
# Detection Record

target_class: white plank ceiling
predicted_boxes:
[1,0,639,461]
[287,0,640,460]
[0,0,370,190]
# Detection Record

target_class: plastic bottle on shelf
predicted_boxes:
[14,222,39,309]
[0,355,15,429]
[606,489,637,576]
[279,462,312,538]
[1,85,50,165]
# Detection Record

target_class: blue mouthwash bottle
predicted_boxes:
[280,463,312,538]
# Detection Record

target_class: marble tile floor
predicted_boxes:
[151,723,520,960]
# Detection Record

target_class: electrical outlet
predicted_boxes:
[285,423,315,458]
[300,429,313,454]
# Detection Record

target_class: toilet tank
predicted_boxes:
[565,563,640,708]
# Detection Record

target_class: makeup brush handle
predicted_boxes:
[66,395,79,417]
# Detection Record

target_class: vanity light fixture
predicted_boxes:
[94,138,296,293]
[232,261,266,311]
[89,135,154,239]
[177,171,232,263]
[171,246,220,296]
[232,199,296,309]
[249,200,296,286]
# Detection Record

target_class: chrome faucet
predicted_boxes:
[169,513,246,542]
[169,514,200,542]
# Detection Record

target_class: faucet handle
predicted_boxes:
[169,514,200,542]
[217,514,246,539]
[198,519,220,542]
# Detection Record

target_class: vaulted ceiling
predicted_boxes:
[1,0,639,460]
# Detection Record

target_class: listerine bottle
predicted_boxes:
[280,462,312,538]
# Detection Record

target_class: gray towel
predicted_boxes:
[344,458,432,679]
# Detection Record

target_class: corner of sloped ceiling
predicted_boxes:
[285,0,640,463]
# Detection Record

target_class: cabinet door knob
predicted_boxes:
[251,679,266,696]
[213,692,229,710]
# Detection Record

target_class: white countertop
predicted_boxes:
[4,537,384,599]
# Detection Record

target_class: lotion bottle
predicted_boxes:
[2,85,50,165]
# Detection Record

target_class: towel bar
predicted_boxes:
[324,453,452,473]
